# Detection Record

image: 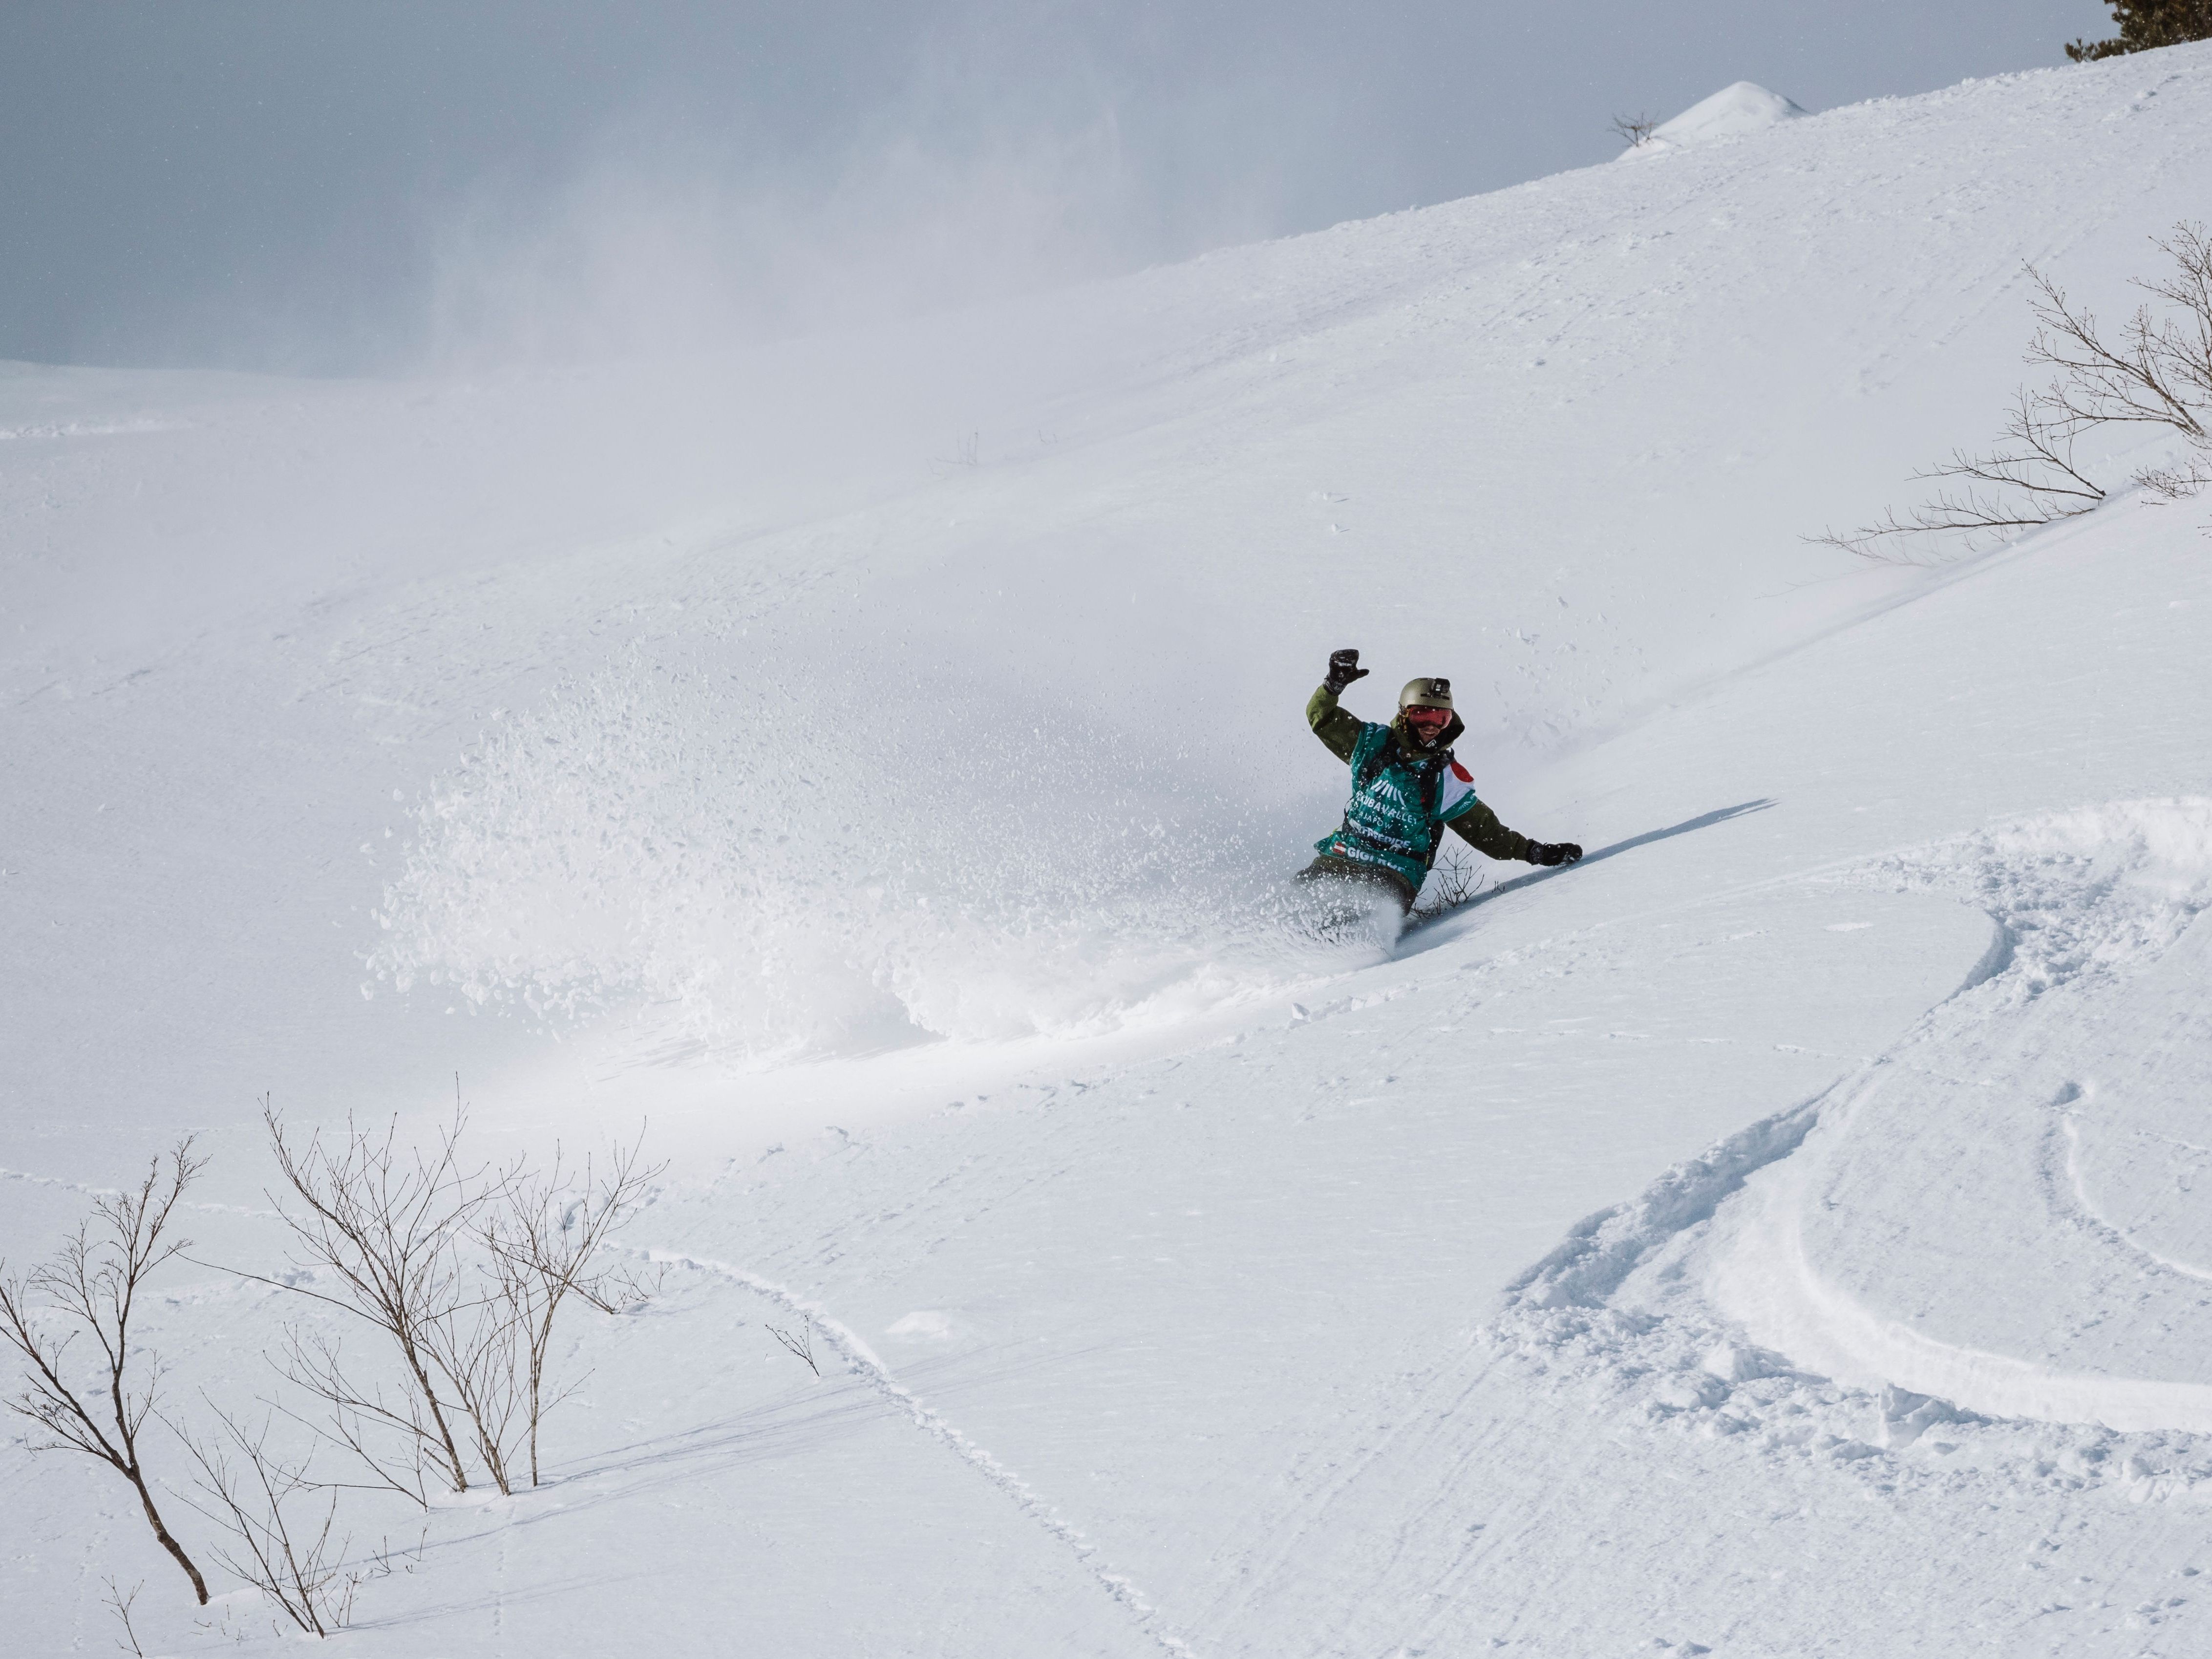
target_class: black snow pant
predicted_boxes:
[1296,853,1418,915]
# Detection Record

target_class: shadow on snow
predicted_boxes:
[1399,798,1778,953]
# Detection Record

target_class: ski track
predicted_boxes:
[638,1248,1202,1659]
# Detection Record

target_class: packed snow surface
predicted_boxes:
[8,46,2212,1659]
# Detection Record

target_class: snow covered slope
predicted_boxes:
[6,44,2212,1659]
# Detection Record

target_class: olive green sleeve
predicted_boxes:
[1306,684,1363,764]
[1447,800,1534,863]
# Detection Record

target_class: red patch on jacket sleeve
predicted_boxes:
[1449,760,1472,782]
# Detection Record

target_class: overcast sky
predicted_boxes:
[1,1,2108,373]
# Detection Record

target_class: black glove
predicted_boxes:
[1324,648,1370,694]
[1527,842,1583,867]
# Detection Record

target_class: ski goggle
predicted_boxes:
[1402,704,1451,720]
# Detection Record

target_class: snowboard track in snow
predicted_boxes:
[638,1248,1202,1659]
[2058,1116,2212,1287]
[1487,799,2212,1490]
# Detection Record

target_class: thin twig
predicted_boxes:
[172,1401,364,1638]
[766,1321,821,1377]
[1812,228,2212,563]
[100,1576,148,1658]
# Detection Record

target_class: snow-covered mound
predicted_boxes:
[1631,79,1809,154]
[9,41,2212,1659]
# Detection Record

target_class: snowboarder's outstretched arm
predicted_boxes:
[1307,683,1364,763]
[1446,801,1533,863]
[1448,807,1581,866]
[1307,647,1370,763]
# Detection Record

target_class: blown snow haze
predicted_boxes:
[0,0,2102,372]
[9,43,2212,1659]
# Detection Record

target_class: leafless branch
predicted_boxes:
[1812,385,2107,561]
[174,1403,363,1638]
[2026,255,2208,439]
[2137,454,2212,502]
[255,1105,660,1499]
[1922,387,2110,504]
[274,1325,437,1506]
[476,1133,662,1485]
[767,1320,821,1377]
[1610,111,1658,147]
[101,1576,148,1658]
[423,1290,527,1495]
[0,1141,212,1604]
[2134,226,2212,387]
[1414,845,1488,916]
[259,1099,488,1495]
[1812,225,2212,563]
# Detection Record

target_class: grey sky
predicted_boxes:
[2,1,2106,372]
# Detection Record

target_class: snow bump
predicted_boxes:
[1625,81,1810,159]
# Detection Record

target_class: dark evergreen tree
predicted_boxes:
[2067,0,2212,61]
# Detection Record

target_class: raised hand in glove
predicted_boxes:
[1324,648,1370,694]
[1528,842,1583,867]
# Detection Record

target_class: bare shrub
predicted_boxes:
[1815,224,2212,562]
[176,1404,364,1637]
[253,1102,658,1498]
[255,1101,488,1498]
[1414,844,1488,917]
[0,1142,212,1604]
[1813,386,2107,563]
[478,1139,661,1486]
[1610,111,1658,147]
[427,1291,529,1496]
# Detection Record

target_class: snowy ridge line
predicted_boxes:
[638,1248,1202,1659]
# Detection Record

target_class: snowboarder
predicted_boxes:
[1301,647,1582,914]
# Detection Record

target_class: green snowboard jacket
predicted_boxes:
[1306,683,1534,886]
